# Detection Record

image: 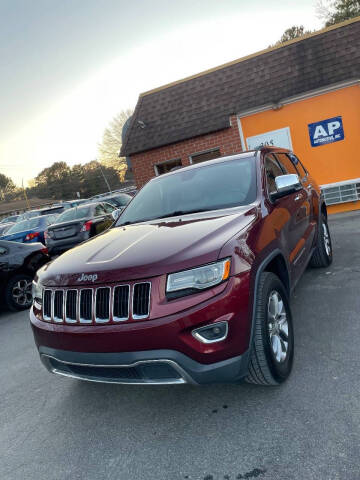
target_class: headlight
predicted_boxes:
[166,258,231,296]
[32,280,43,304]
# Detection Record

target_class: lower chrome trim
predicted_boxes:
[41,354,193,385]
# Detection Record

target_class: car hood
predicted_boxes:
[39,206,257,286]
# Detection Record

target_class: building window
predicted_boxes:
[154,158,182,176]
[190,148,221,164]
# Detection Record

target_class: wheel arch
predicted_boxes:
[321,201,328,220]
[248,249,290,351]
[263,252,290,295]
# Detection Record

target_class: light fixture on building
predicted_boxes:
[272,102,283,111]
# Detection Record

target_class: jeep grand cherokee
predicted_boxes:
[30,147,332,385]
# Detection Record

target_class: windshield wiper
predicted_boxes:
[118,209,209,227]
[157,209,209,219]
[118,218,153,226]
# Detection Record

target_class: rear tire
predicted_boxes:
[245,272,294,386]
[4,273,33,311]
[310,214,333,268]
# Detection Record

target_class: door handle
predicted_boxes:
[294,194,302,201]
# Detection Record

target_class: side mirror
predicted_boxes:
[111,209,123,221]
[272,174,301,200]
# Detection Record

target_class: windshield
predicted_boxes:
[6,216,42,234]
[117,157,256,226]
[55,206,92,223]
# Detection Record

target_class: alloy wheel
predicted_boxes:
[267,290,289,363]
[322,223,331,257]
[12,279,33,307]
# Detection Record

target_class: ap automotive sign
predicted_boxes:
[308,116,344,147]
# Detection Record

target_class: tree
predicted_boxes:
[34,162,72,199]
[0,173,16,193]
[273,25,312,46]
[97,109,133,181]
[81,161,121,197]
[28,159,125,200]
[317,0,360,26]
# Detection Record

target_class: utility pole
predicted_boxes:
[97,161,111,192]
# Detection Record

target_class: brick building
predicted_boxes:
[121,17,360,214]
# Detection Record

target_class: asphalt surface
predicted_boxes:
[1,211,360,480]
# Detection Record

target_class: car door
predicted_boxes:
[0,244,10,279]
[276,153,316,271]
[264,154,305,284]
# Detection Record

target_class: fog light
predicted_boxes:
[192,321,228,344]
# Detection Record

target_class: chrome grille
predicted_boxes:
[79,289,93,323]
[53,290,64,322]
[66,290,78,323]
[113,285,130,321]
[133,283,151,319]
[43,290,52,320]
[95,287,111,323]
[41,282,150,324]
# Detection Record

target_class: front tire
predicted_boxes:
[4,274,33,311]
[245,272,294,386]
[310,214,333,268]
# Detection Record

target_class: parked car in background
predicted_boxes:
[53,199,89,211]
[31,147,332,385]
[37,206,65,216]
[44,202,115,254]
[17,206,63,221]
[18,209,46,221]
[0,214,21,224]
[0,215,58,244]
[0,240,49,310]
[0,223,15,236]
[92,193,132,209]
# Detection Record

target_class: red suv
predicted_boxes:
[30,147,332,386]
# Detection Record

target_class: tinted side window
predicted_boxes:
[102,203,114,214]
[276,153,299,176]
[265,155,284,195]
[289,154,307,180]
[95,205,106,216]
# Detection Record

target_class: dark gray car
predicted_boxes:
[45,202,115,254]
[0,240,49,310]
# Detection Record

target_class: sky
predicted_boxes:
[0,0,323,186]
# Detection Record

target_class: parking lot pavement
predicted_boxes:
[1,211,360,480]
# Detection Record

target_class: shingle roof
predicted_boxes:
[121,18,360,156]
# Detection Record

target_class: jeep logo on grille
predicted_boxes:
[77,273,98,283]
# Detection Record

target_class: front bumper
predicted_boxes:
[39,346,250,384]
[31,273,252,384]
